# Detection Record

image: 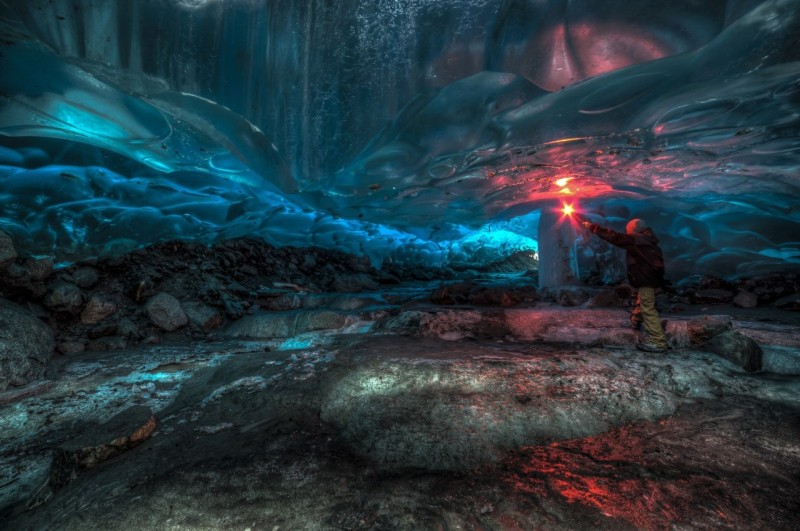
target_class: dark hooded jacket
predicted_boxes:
[587,224,666,288]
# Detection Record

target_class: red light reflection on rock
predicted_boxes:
[502,422,749,530]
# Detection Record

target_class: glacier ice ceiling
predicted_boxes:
[1,0,799,280]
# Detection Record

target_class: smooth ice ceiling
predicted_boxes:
[0,0,799,279]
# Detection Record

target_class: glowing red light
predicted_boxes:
[562,203,575,216]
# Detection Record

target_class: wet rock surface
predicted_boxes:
[0,329,797,530]
[321,338,677,471]
[0,238,798,529]
[0,236,796,380]
[45,406,156,497]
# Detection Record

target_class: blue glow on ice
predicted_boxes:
[279,337,315,351]
[0,0,799,281]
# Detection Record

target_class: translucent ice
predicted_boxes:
[0,0,798,278]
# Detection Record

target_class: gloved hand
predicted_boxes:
[574,213,592,230]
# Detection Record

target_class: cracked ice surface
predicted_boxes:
[0,0,799,278]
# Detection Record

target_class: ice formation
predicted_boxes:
[1,0,799,280]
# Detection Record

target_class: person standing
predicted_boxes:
[577,214,669,353]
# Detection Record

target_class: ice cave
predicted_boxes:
[1,0,799,529]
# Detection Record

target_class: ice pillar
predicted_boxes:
[538,206,579,288]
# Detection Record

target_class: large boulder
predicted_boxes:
[71,266,99,289]
[0,299,54,391]
[321,340,676,472]
[733,290,758,308]
[43,281,84,315]
[0,230,17,269]
[80,295,117,325]
[145,292,188,331]
[704,331,763,372]
[664,315,732,349]
[20,257,53,281]
[686,315,732,343]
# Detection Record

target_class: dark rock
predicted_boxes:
[698,276,732,290]
[182,301,224,330]
[554,286,591,307]
[72,266,99,289]
[21,301,49,319]
[87,336,128,351]
[144,292,188,331]
[302,253,317,269]
[692,289,734,304]
[589,289,622,308]
[373,269,400,285]
[430,286,456,305]
[116,318,141,340]
[704,331,763,372]
[733,290,758,308]
[374,311,425,333]
[740,272,800,303]
[48,406,156,492]
[106,255,127,268]
[0,298,54,391]
[57,341,86,354]
[420,309,488,341]
[4,262,25,278]
[130,278,157,303]
[227,281,250,296]
[485,250,538,273]
[88,322,118,339]
[43,282,84,315]
[430,281,534,308]
[469,288,520,307]
[614,284,636,300]
[80,295,117,324]
[0,264,49,298]
[221,295,246,319]
[240,264,259,276]
[332,273,380,293]
[22,257,54,281]
[773,293,800,311]
[159,274,194,300]
[198,275,225,303]
[298,310,348,332]
[687,315,732,344]
[0,230,17,269]
[300,294,327,309]
[266,293,305,311]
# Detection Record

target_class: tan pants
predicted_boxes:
[633,287,668,348]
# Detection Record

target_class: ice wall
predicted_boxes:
[0,0,799,279]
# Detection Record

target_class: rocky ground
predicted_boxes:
[1,232,799,529]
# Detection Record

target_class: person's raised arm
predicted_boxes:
[578,215,636,248]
